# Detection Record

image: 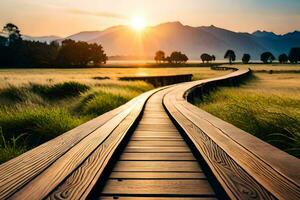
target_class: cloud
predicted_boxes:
[66,9,127,20]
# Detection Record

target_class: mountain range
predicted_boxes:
[26,22,300,60]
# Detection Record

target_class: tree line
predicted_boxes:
[0,23,107,67]
[155,48,300,64]
[155,51,188,64]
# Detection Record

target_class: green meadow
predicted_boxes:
[0,67,227,163]
[196,72,300,158]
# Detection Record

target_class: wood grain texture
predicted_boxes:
[127,140,187,147]
[124,146,190,153]
[109,172,206,179]
[119,152,195,161]
[101,179,215,196]
[130,137,183,141]
[99,197,217,200]
[113,161,202,172]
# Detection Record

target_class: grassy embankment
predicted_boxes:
[196,72,300,158]
[0,67,227,163]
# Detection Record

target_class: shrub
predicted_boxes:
[0,107,85,146]
[0,86,28,102]
[78,91,129,116]
[30,81,90,99]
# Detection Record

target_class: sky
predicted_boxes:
[0,0,300,37]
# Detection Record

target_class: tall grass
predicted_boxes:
[0,80,153,163]
[196,86,300,158]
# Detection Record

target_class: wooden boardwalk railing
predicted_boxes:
[0,68,299,200]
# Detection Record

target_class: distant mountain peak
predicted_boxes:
[156,21,184,28]
[252,30,278,38]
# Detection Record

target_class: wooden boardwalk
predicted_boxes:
[100,89,216,199]
[0,68,299,200]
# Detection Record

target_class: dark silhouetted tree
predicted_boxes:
[154,50,165,63]
[211,55,216,61]
[224,50,236,64]
[169,51,188,64]
[165,56,171,63]
[242,54,251,64]
[55,39,107,67]
[288,48,300,64]
[200,53,212,63]
[278,54,288,64]
[90,43,107,65]
[261,52,275,64]
[3,23,22,45]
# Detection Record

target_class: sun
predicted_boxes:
[131,16,147,31]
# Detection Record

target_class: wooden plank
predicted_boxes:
[139,119,172,124]
[127,141,187,147]
[109,172,206,179]
[142,113,169,118]
[134,129,179,136]
[124,147,190,153]
[120,153,196,161]
[100,197,217,200]
[113,161,202,172]
[101,180,215,196]
[136,124,178,132]
[131,134,181,139]
[132,131,180,137]
[130,137,183,141]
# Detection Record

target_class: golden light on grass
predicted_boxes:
[130,16,147,31]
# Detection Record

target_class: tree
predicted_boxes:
[55,39,108,67]
[90,43,107,65]
[211,55,216,61]
[200,53,212,63]
[242,54,251,64]
[169,51,188,64]
[261,52,275,64]
[3,23,22,45]
[288,48,300,64]
[278,54,288,64]
[224,50,236,64]
[154,50,165,63]
[165,56,171,64]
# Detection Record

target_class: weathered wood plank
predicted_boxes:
[100,197,217,200]
[135,124,178,132]
[101,180,215,196]
[113,161,202,172]
[109,172,206,179]
[120,152,195,161]
[127,140,187,147]
[130,137,183,141]
[124,147,190,153]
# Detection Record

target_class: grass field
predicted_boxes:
[0,67,228,88]
[0,67,228,163]
[196,73,300,158]
[228,63,300,72]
